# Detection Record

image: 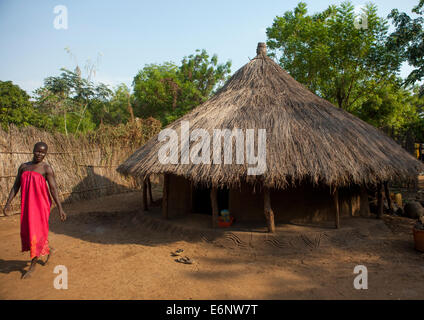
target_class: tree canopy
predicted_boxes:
[34,68,113,135]
[0,80,51,130]
[265,1,424,148]
[133,49,231,125]
[266,1,402,111]
[388,0,424,94]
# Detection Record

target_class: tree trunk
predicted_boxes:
[264,188,275,233]
[405,129,415,155]
[75,103,88,134]
[127,92,135,123]
[63,110,68,136]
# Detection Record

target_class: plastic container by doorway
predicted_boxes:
[218,209,234,227]
[218,216,234,227]
[220,209,230,221]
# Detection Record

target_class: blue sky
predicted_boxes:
[0,0,420,95]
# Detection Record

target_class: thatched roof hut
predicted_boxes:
[118,43,423,232]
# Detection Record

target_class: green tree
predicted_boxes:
[406,87,424,141]
[90,83,132,125]
[179,49,232,103]
[385,0,424,149]
[266,1,402,111]
[133,49,231,125]
[133,62,180,123]
[34,68,112,134]
[35,69,77,135]
[0,81,51,130]
[388,0,424,95]
[353,78,420,132]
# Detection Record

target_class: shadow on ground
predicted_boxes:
[63,165,135,203]
[0,259,29,276]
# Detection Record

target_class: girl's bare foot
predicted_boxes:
[21,268,34,279]
[45,247,56,265]
[22,258,38,279]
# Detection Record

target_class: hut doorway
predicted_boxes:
[192,186,229,215]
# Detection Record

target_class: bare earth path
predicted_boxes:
[0,191,423,300]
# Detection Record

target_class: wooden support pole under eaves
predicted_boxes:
[383,181,393,214]
[147,177,153,204]
[162,174,169,219]
[377,182,383,219]
[142,178,148,212]
[360,185,370,217]
[264,187,275,233]
[334,187,340,229]
[210,187,218,228]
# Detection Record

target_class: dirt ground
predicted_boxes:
[1,190,424,300]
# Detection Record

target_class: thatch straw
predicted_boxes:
[117,43,423,189]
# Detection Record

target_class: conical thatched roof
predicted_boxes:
[117,43,423,189]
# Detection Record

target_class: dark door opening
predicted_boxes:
[192,186,211,214]
[218,187,229,213]
[192,186,229,215]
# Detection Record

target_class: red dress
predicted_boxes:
[20,171,52,258]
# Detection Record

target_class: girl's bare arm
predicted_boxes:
[45,165,66,221]
[3,164,24,215]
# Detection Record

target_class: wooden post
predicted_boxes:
[383,181,393,214]
[359,185,370,217]
[210,187,219,228]
[376,182,383,219]
[264,187,275,233]
[142,178,148,211]
[351,192,361,217]
[162,174,169,219]
[333,187,340,229]
[147,177,153,204]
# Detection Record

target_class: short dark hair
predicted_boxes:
[34,142,48,151]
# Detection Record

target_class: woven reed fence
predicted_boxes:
[0,118,161,216]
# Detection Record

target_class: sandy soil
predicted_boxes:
[0,191,424,300]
